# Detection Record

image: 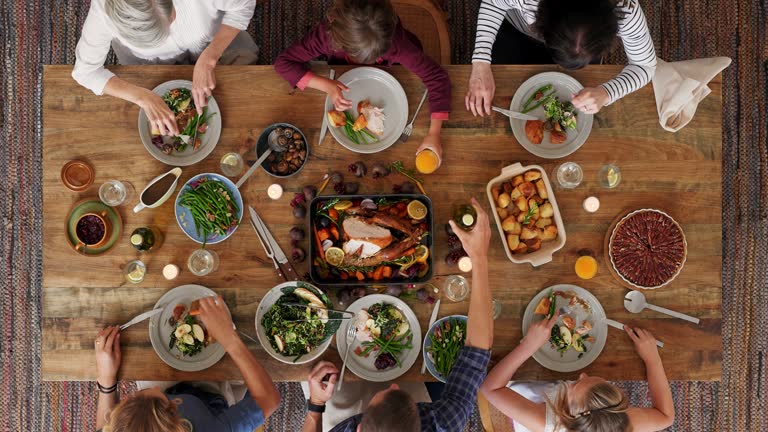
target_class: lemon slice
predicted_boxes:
[325,247,345,267]
[414,245,429,263]
[333,200,354,211]
[398,255,416,270]
[407,200,428,220]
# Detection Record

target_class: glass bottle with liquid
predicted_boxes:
[130,226,164,252]
[453,204,477,231]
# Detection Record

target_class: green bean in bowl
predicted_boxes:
[175,173,243,245]
[423,315,468,382]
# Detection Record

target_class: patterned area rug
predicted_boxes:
[1,0,765,431]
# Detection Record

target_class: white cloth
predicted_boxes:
[652,57,731,132]
[136,380,248,406]
[72,0,256,95]
[301,381,432,432]
[506,381,563,432]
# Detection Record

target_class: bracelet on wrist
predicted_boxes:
[97,380,118,394]
[307,399,325,413]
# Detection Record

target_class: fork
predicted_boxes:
[399,89,428,143]
[337,323,358,391]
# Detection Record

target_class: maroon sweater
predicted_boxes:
[274,20,451,119]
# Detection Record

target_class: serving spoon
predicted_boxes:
[235,129,287,188]
[624,290,700,324]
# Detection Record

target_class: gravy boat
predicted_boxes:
[133,167,182,213]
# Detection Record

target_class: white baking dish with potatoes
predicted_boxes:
[486,163,566,266]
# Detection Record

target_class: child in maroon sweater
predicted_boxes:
[274,0,451,167]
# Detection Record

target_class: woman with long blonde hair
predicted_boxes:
[94,296,280,432]
[480,314,675,432]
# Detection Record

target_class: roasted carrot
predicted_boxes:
[312,224,326,262]
[382,266,393,278]
[328,208,339,220]
[330,226,339,240]
[317,229,330,242]
[401,247,415,257]
[340,272,348,280]
[355,271,365,281]
[373,266,385,280]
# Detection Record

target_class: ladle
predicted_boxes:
[624,290,700,324]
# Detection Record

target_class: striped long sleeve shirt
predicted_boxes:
[472,0,657,104]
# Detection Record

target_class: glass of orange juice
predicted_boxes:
[575,256,598,280]
[415,149,440,174]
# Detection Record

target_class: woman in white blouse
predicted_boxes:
[466,0,657,117]
[73,0,257,136]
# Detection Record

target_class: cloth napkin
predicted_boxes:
[652,57,731,132]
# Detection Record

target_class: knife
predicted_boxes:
[421,299,441,374]
[248,207,284,280]
[491,106,539,121]
[120,307,163,331]
[250,207,298,281]
[605,318,664,348]
[318,69,335,146]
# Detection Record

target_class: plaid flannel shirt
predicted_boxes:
[329,346,491,432]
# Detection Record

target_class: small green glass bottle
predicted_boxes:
[453,204,477,231]
[130,226,163,252]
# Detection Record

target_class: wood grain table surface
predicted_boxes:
[41,65,722,382]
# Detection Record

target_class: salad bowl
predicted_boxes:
[174,173,243,245]
[423,315,468,383]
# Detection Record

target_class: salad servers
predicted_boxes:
[337,324,358,391]
[624,290,700,324]
[281,302,356,322]
[235,129,288,188]
[399,89,428,143]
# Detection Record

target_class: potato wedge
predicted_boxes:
[515,196,528,212]
[506,234,520,250]
[502,216,521,234]
[539,202,554,218]
[496,207,508,220]
[535,217,552,229]
[534,180,548,199]
[524,170,542,182]
[520,226,539,240]
[513,242,528,254]
[524,238,542,252]
[518,182,536,198]
[512,175,524,187]
[497,192,511,209]
[491,186,501,203]
[510,186,522,200]
[541,225,558,241]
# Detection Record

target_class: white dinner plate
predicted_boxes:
[335,294,421,382]
[509,72,593,159]
[138,80,222,166]
[324,67,408,154]
[522,284,607,372]
[148,284,228,372]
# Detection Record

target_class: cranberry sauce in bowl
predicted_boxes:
[75,214,107,246]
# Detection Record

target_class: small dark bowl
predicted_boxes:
[255,123,309,178]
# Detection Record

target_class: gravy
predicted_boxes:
[142,172,177,205]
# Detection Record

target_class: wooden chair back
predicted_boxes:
[392,0,451,64]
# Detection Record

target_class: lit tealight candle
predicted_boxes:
[163,264,180,280]
[457,256,473,273]
[583,196,600,213]
[267,184,283,200]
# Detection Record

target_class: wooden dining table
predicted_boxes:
[41,65,722,383]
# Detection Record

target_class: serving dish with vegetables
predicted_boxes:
[138,80,222,166]
[522,285,607,372]
[423,315,468,382]
[175,173,243,245]
[508,72,593,159]
[486,163,566,266]
[255,282,339,364]
[149,284,229,372]
[308,194,433,287]
[336,294,421,381]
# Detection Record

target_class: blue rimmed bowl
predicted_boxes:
[174,173,243,244]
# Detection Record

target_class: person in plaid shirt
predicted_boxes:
[301,197,494,432]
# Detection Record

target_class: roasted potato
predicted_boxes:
[539,202,554,218]
[497,192,511,209]
[529,196,544,206]
[518,182,536,198]
[541,225,558,241]
[515,196,528,212]
[520,227,539,240]
[496,207,509,220]
[352,113,368,131]
[501,216,521,234]
[510,186,522,200]
[524,170,542,182]
[491,186,501,203]
[524,238,542,252]
[327,110,346,128]
[534,179,548,199]
[535,218,552,229]
[512,175,524,187]
[513,242,529,254]
[507,234,520,250]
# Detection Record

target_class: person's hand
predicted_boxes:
[571,87,610,114]
[415,131,442,169]
[307,361,339,405]
[625,325,661,364]
[465,62,495,117]
[321,78,352,111]
[192,52,217,115]
[196,296,238,349]
[448,197,491,259]
[521,311,559,352]
[95,326,122,387]
[138,90,178,136]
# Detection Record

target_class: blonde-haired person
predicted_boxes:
[72,0,258,136]
[94,296,281,432]
[480,315,675,432]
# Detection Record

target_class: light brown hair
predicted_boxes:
[359,389,420,432]
[102,393,192,432]
[328,0,398,64]
[550,382,631,432]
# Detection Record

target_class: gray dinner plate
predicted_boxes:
[138,80,221,166]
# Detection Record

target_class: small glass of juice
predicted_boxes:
[415,149,440,174]
[575,256,598,280]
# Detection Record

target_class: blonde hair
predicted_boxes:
[328,0,398,64]
[105,0,174,48]
[549,382,631,432]
[102,393,192,432]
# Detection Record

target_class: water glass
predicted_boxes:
[553,162,583,189]
[598,164,622,189]
[99,180,134,206]
[124,260,146,284]
[188,249,220,276]
[444,275,470,302]
[220,152,244,177]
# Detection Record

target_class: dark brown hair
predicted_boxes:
[534,0,619,70]
[328,0,398,64]
[550,381,631,432]
[359,389,420,432]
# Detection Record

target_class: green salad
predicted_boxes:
[169,314,207,357]
[261,284,340,362]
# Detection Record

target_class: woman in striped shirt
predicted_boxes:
[466,0,656,116]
